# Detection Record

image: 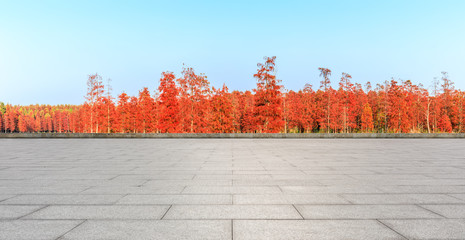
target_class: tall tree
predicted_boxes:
[158,72,180,133]
[318,68,332,133]
[137,87,155,133]
[210,84,234,133]
[0,112,3,133]
[104,78,114,133]
[361,103,374,132]
[177,67,211,133]
[85,74,104,133]
[116,92,131,133]
[253,56,283,133]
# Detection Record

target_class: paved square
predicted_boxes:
[0,138,465,239]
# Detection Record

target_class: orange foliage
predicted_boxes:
[2,58,465,134]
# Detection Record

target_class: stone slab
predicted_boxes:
[233,220,405,240]
[24,205,170,220]
[0,220,82,240]
[341,194,465,204]
[420,204,465,218]
[0,205,44,219]
[116,194,232,205]
[60,220,231,240]
[163,205,302,220]
[381,219,465,239]
[1,195,123,205]
[233,194,349,204]
[295,204,441,219]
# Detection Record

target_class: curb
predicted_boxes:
[1,133,464,138]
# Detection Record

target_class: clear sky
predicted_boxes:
[1,0,464,105]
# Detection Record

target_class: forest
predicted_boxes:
[1,57,464,134]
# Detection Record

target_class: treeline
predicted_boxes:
[1,57,464,133]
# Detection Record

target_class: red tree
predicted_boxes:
[137,87,155,133]
[210,84,234,133]
[116,92,131,133]
[85,74,104,133]
[318,67,332,133]
[253,56,283,133]
[361,103,374,132]
[158,72,180,133]
[177,67,211,133]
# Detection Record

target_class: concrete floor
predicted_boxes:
[0,139,465,240]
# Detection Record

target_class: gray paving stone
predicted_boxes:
[233,194,349,204]
[0,186,89,194]
[195,174,273,180]
[381,219,465,239]
[295,204,441,219]
[271,174,352,180]
[183,186,282,194]
[233,179,321,186]
[0,195,14,202]
[0,220,82,240]
[233,220,405,240]
[378,185,465,194]
[32,174,118,180]
[348,174,432,180]
[24,205,170,220]
[450,193,465,201]
[117,194,232,205]
[426,173,465,179]
[319,178,465,186]
[60,220,231,240]
[1,139,465,238]
[303,170,377,175]
[341,194,465,204]
[143,179,232,186]
[1,195,123,205]
[280,185,383,194]
[421,204,465,218]
[163,205,302,219]
[0,173,36,180]
[0,179,145,187]
[113,174,195,180]
[234,170,306,175]
[0,205,44,219]
[80,186,185,194]
[163,170,233,175]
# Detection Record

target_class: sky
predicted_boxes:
[1,0,464,105]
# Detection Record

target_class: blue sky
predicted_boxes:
[1,0,464,105]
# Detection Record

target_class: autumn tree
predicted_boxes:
[129,96,138,133]
[239,91,255,133]
[103,78,114,133]
[361,103,374,132]
[338,72,358,133]
[438,110,452,132]
[453,91,465,132]
[116,92,131,133]
[177,67,211,133]
[253,56,284,133]
[0,112,3,133]
[210,84,234,133]
[318,67,332,133]
[301,84,316,132]
[85,74,104,133]
[137,87,155,133]
[157,72,180,133]
[441,72,454,116]
[230,91,242,132]
[285,90,300,132]
[0,103,4,132]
